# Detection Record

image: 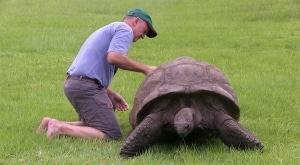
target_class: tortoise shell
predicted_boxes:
[129,56,240,126]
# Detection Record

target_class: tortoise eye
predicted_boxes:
[185,125,190,129]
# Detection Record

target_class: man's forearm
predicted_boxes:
[107,52,154,75]
[107,87,116,97]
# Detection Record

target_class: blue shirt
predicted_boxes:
[67,22,133,88]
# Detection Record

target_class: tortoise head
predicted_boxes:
[174,108,196,138]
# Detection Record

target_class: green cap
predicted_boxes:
[126,8,157,38]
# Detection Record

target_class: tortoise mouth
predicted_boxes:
[174,107,195,138]
[175,124,193,138]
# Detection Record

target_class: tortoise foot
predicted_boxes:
[120,113,163,157]
[214,113,264,150]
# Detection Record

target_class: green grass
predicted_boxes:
[1,0,299,164]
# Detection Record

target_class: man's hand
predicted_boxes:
[145,65,157,75]
[107,88,129,111]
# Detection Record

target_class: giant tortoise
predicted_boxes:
[120,56,263,157]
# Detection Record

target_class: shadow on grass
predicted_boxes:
[147,133,222,155]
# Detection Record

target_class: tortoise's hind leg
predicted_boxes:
[120,112,163,158]
[214,113,264,150]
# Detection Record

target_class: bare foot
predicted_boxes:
[46,119,61,138]
[36,117,52,133]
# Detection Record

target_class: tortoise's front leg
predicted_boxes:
[120,112,163,158]
[214,113,264,150]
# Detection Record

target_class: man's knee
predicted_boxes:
[105,131,122,141]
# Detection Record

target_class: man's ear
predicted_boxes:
[134,17,139,25]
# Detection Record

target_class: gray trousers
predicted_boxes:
[64,78,122,140]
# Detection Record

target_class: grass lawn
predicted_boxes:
[0,0,299,164]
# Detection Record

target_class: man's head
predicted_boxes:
[124,8,157,42]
